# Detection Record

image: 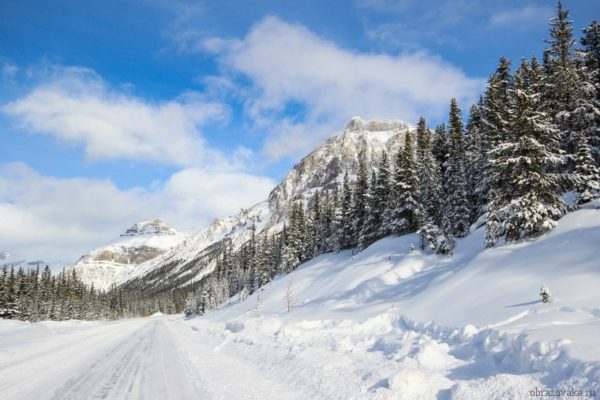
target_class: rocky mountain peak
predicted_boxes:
[120,219,178,237]
[267,117,414,223]
[344,116,411,133]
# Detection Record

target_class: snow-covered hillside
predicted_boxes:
[68,219,185,290]
[187,200,600,398]
[119,117,413,291]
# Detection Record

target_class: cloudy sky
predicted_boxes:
[1,0,598,263]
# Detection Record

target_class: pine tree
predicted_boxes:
[579,20,600,164]
[390,133,421,234]
[415,117,443,225]
[339,171,354,249]
[574,130,600,203]
[376,151,393,238]
[308,190,323,257]
[543,2,583,165]
[444,98,471,237]
[481,58,514,205]
[353,158,370,248]
[487,58,566,243]
[431,124,449,177]
[465,102,487,219]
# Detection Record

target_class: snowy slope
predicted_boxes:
[121,117,413,290]
[68,219,185,290]
[186,201,600,398]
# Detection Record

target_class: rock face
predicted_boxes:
[268,117,411,223]
[68,219,185,290]
[119,117,414,293]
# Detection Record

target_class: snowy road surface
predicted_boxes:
[0,316,301,400]
[2,312,599,400]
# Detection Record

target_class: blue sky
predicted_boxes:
[1,0,598,262]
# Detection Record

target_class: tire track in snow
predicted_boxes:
[49,320,198,400]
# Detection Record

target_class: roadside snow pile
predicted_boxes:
[187,201,600,399]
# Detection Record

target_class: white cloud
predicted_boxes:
[2,67,230,166]
[1,57,18,78]
[0,162,275,264]
[206,16,483,161]
[489,5,552,27]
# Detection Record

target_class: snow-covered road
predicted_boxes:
[0,316,301,400]
[1,311,599,400]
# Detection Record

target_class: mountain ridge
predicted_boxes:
[72,116,414,291]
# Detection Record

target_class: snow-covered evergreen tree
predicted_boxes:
[579,20,600,165]
[339,171,354,249]
[416,117,443,226]
[390,133,422,234]
[359,169,378,250]
[444,98,471,237]
[481,58,514,205]
[465,102,487,219]
[574,130,600,203]
[353,158,370,249]
[375,151,393,239]
[487,58,566,243]
[543,2,584,165]
[431,124,449,177]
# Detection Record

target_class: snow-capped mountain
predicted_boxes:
[120,117,413,292]
[68,219,185,290]
[268,117,411,223]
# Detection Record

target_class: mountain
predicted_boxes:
[119,117,413,293]
[68,219,185,290]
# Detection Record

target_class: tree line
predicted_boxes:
[0,264,190,320]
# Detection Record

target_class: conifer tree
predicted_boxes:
[375,151,393,238]
[487,58,566,243]
[481,58,514,204]
[465,102,486,219]
[339,171,354,249]
[431,124,449,176]
[543,2,583,164]
[444,98,471,237]
[353,158,370,248]
[574,130,600,203]
[579,20,600,164]
[359,169,378,250]
[415,117,443,225]
[390,133,422,234]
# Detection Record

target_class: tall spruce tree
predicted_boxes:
[487,58,566,243]
[444,98,471,237]
[353,158,370,248]
[376,151,393,238]
[482,57,514,207]
[574,130,600,203]
[359,170,378,250]
[339,171,354,249]
[431,124,449,177]
[415,117,443,225]
[465,102,486,219]
[390,133,422,234]
[543,2,582,166]
[579,20,600,164]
